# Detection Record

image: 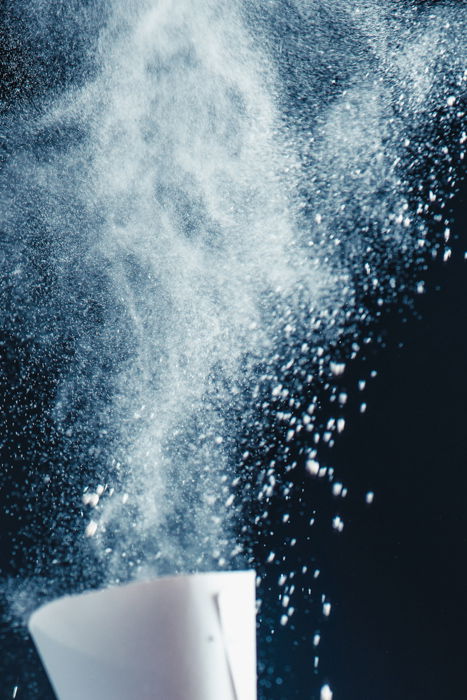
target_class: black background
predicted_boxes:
[278,179,467,699]
[254,177,467,699]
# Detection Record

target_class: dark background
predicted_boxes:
[254,175,467,700]
[258,174,467,699]
[324,181,467,700]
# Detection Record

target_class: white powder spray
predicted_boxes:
[1,0,466,695]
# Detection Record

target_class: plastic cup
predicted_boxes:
[28,570,257,700]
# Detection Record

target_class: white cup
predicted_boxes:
[29,570,257,700]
